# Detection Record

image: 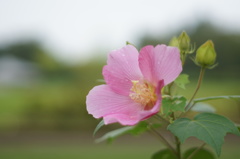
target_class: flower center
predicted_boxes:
[129,80,157,110]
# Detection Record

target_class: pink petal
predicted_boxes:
[103,45,143,96]
[103,114,140,125]
[139,45,182,85]
[86,85,144,125]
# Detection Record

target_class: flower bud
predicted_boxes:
[169,37,179,47]
[178,31,190,52]
[195,40,216,68]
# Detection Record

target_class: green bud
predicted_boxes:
[178,31,190,52]
[169,37,179,47]
[195,40,217,68]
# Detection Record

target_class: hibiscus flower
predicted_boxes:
[86,45,182,125]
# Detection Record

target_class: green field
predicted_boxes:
[0,133,239,159]
[0,76,239,159]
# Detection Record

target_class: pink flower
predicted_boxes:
[86,45,182,125]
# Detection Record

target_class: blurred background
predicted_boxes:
[0,0,239,158]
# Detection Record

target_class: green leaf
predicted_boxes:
[93,120,105,136]
[174,74,190,89]
[194,95,240,103]
[168,113,240,156]
[236,123,240,131]
[96,121,150,143]
[96,126,132,143]
[162,96,186,116]
[183,148,216,159]
[191,102,216,113]
[151,149,177,159]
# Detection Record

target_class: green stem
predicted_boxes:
[185,67,205,111]
[150,128,178,157]
[181,51,186,66]
[171,113,181,159]
[186,143,206,159]
[175,136,181,159]
[154,114,170,124]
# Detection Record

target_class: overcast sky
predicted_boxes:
[0,0,240,63]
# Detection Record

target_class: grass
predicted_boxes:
[0,146,157,159]
[0,133,239,159]
[0,76,239,159]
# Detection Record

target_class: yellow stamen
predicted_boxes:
[129,80,157,110]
